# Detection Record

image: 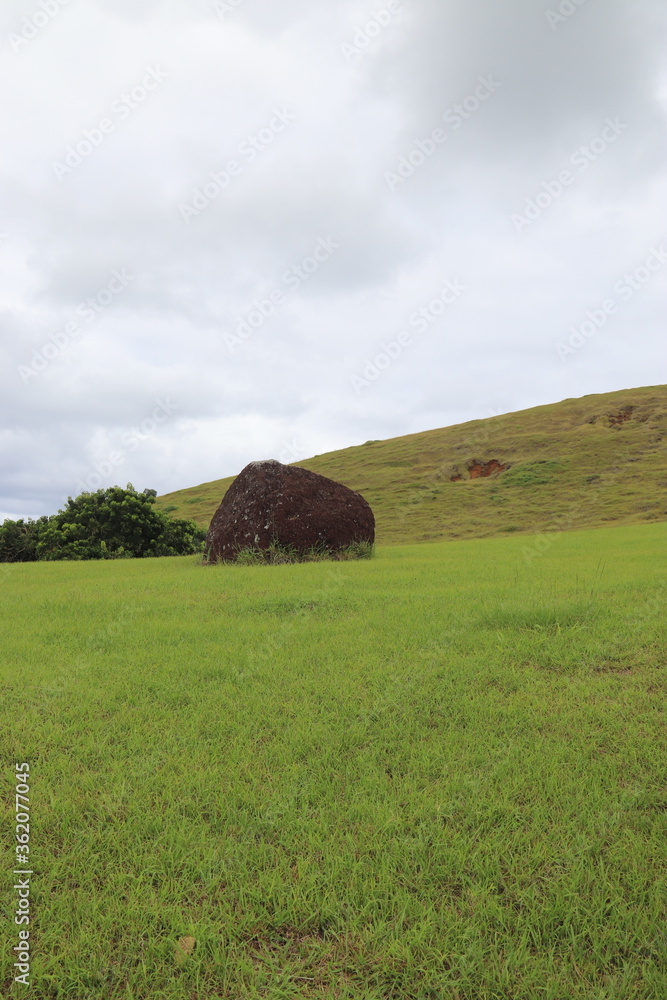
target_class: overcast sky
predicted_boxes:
[1,0,666,520]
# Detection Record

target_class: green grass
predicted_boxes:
[224,541,375,566]
[155,384,667,544]
[2,521,667,998]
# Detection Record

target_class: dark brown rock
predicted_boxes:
[205,460,375,562]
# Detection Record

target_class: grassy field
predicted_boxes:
[2,521,667,998]
[155,384,667,545]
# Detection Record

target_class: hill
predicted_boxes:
[156,385,667,545]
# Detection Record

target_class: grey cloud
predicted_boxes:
[0,0,665,519]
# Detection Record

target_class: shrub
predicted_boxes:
[0,485,206,562]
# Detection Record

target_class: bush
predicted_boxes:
[0,485,206,562]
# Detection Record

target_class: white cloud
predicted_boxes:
[1,0,666,518]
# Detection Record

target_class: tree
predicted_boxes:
[0,516,50,562]
[0,485,206,562]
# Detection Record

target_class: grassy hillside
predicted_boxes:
[2,523,666,997]
[157,385,667,544]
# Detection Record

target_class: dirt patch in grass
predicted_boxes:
[238,927,381,995]
[609,406,635,428]
[448,458,509,481]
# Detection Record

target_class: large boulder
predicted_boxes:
[205,460,375,562]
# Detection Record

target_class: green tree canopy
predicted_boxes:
[0,485,206,562]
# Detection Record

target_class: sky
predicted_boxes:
[1,0,666,521]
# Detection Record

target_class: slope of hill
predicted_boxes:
[156,385,667,545]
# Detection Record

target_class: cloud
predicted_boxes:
[0,0,665,518]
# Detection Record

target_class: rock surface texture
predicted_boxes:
[205,460,375,562]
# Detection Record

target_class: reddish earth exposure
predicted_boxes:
[467,459,508,479]
[608,406,634,427]
[586,405,647,428]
